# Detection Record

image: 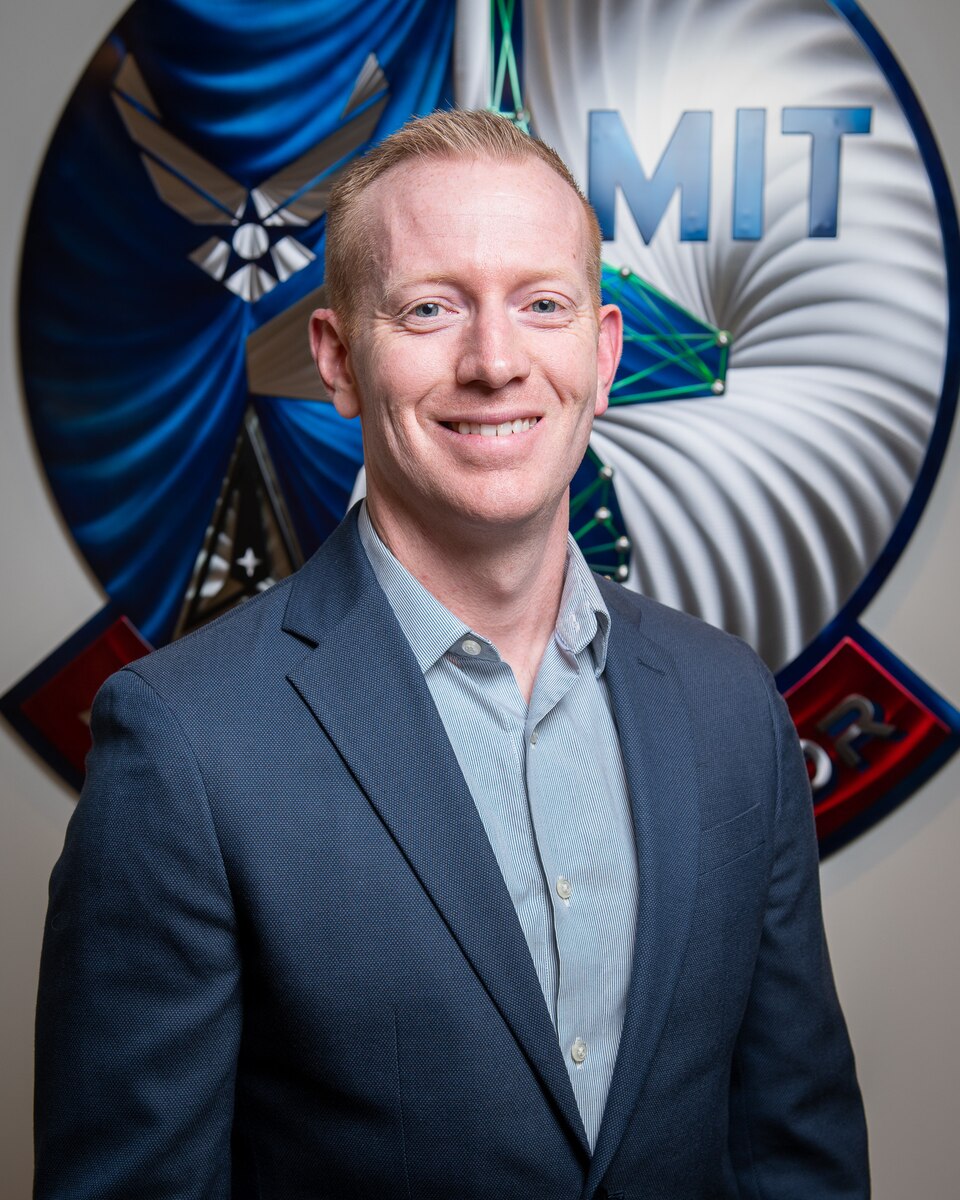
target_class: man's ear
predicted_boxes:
[594,303,624,419]
[310,308,361,420]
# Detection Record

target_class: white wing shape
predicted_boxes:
[250,54,389,226]
[112,56,247,223]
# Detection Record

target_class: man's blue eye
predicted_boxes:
[413,303,441,318]
[531,299,558,314]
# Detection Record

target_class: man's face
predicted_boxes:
[313,155,622,545]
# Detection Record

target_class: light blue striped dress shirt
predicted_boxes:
[358,504,639,1148]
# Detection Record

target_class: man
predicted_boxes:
[35,109,868,1199]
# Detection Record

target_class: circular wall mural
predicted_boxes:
[5,0,959,851]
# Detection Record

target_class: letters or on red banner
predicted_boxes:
[785,634,955,842]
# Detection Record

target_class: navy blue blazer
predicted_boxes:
[35,507,868,1199]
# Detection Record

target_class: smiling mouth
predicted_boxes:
[441,417,540,437]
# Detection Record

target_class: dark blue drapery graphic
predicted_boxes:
[21,0,455,645]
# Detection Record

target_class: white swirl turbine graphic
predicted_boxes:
[524,0,948,671]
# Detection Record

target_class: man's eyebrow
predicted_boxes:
[378,276,461,305]
[378,269,590,306]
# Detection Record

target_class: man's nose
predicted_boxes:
[456,306,531,389]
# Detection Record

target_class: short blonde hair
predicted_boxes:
[324,108,602,334]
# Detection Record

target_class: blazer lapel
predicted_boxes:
[282,512,590,1158]
[586,591,702,1191]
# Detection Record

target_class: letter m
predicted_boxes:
[589,109,712,244]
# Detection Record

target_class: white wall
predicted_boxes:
[1,3,131,1193]
[2,2,958,1196]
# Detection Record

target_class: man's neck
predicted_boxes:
[365,499,570,703]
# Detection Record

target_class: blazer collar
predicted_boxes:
[283,508,591,1160]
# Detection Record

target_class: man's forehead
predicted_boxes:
[360,154,590,278]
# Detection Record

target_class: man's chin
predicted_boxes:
[366,474,571,549]
[432,490,570,544]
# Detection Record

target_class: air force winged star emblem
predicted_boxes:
[111,52,389,303]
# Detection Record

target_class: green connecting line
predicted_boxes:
[614,341,719,390]
[620,335,722,384]
[621,315,711,377]
[570,471,609,510]
[569,451,630,580]
[575,269,732,575]
[608,275,718,376]
[490,0,529,130]
[604,266,731,404]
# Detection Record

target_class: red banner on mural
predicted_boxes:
[785,635,954,841]
[17,617,151,777]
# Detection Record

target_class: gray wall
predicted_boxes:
[2,1,958,1196]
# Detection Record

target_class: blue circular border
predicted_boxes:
[777,0,960,690]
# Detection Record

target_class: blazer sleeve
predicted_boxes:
[727,663,870,1199]
[35,667,241,1199]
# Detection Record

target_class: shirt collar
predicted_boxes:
[358,501,611,677]
[556,538,611,675]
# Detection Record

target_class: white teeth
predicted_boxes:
[450,417,538,436]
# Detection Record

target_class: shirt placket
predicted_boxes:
[524,641,594,1093]
[449,639,561,1016]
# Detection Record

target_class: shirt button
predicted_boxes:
[571,1038,588,1065]
[461,638,482,656]
[556,875,572,901]
[530,730,538,745]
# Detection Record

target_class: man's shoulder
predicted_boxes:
[117,572,300,703]
[118,509,370,704]
[597,575,764,673]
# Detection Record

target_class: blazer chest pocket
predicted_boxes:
[698,802,764,876]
